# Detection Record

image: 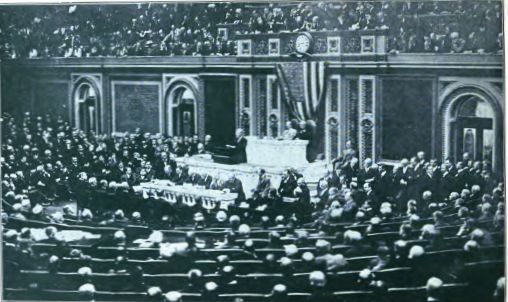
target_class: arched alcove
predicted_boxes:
[441,87,503,170]
[72,79,101,133]
[165,82,198,137]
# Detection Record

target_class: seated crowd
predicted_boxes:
[0,1,502,59]
[1,112,505,302]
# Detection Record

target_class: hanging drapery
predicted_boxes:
[275,61,329,121]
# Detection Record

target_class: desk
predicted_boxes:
[174,157,283,199]
[174,156,327,199]
[134,180,238,210]
[246,137,309,167]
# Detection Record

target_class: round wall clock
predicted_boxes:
[295,32,313,54]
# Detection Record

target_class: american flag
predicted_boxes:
[276,61,328,121]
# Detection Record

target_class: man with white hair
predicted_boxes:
[426,277,443,301]
[147,287,162,301]
[225,128,247,163]
[203,281,219,300]
[162,291,181,302]
[493,276,505,302]
[131,211,144,225]
[394,158,415,213]
[78,283,96,301]
[196,142,206,155]
[418,164,437,195]
[252,169,271,202]
[268,284,288,301]
[358,157,377,185]
[293,177,311,219]
[278,168,298,198]
[197,172,213,189]
[309,270,333,301]
[469,184,482,204]
[223,173,245,201]
[204,134,214,152]
[80,208,94,222]
[341,155,360,184]
[421,190,434,211]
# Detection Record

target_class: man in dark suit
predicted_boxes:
[295,120,313,162]
[362,181,379,213]
[295,120,312,141]
[197,173,213,189]
[413,151,427,177]
[173,137,186,157]
[252,169,272,202]
[154,151,176,179]
[342,157,359,184]
[468,161,483,188]
[393,158,415,213]
[204,135,215,153]
[316,166,334,196]
[439,163,455,198]
[171,165,188,185]
[223,173,245,201]
[74,172,92,214]
[189,135,200,155]
[153,152,170,179]
[143,162,156,181]
[328,166,342,189]
[226,129,247,164]
[418,165,440,197]
[357,158,378,186]
[461,152,471,167]
[278,169,297,198]
[185,172,202,185]
[454,162,469,190]
[293,177,312,220]
[111,161,126,182]
[375,164,393,201]
[332,141,356,170]
[121,166,138,187]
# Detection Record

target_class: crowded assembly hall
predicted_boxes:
[0,1,505,302]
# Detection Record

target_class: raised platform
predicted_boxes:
[246,136,309,167]
[174,156,327,199]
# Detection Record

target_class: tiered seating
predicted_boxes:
[3,213,504,301]
[0,1,502,58]
[2,114,504,301]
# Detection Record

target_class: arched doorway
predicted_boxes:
[167,85,196,137]
[74,82,100,133]
[453,95,495,162]
[445,91,501,168]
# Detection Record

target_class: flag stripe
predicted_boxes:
[302,62,312,120]
[310,62,319,115]
[276,61,328,122]
[318,62,325,100]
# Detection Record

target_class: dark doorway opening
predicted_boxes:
[170,87,196,137]
[76,83,99,133]
[450,95,495,163]
[454,117,493,161]
[79,97,97,133]
[204,78,236,145]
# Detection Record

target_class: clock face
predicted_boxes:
[295,34,311,53]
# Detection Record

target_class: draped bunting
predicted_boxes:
[275,63,302,120]
[275,61,329,121]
